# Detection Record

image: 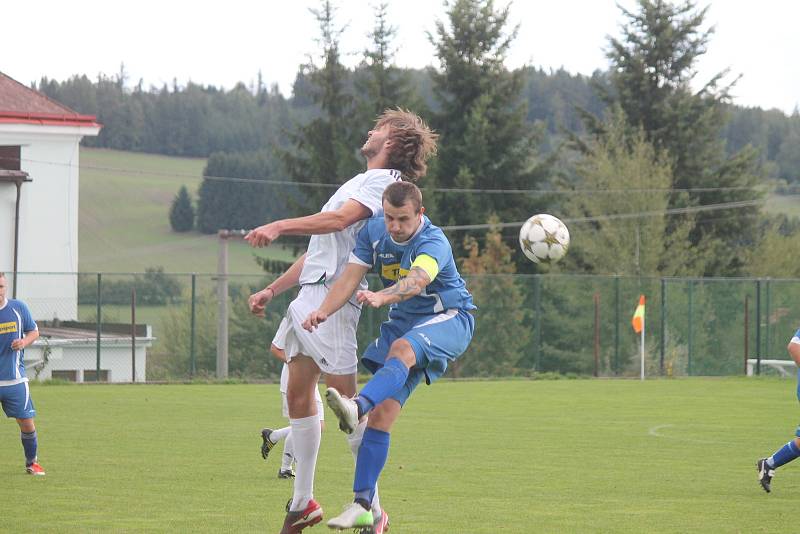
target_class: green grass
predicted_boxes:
[2,377,798,532]
[79,148,295,274]
[765,193,800,219]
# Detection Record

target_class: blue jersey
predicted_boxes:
[350,215,475,316]
[0,299,37,384]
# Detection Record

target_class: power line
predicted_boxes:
[440,198,766,231]
[4,155,783,196]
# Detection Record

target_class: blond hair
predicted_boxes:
[374,109,438,181]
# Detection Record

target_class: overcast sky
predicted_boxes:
[4,0,798,114]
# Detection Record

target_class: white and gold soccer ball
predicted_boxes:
[518,214,570,264]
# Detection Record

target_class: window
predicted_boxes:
[0,146,21,170]
[51,370,78,382]
[83,370,109,382]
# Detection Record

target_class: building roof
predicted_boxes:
[0,72,101,128]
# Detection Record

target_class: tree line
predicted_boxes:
[36,0,800,279]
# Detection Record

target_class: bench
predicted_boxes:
[746,358,797,377]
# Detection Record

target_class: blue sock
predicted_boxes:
[768,440,800,468]
[353,428,391,505]
[21,431,37,465]
[358,358,409,416]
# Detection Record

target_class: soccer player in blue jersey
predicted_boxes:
[0,272,44,476]
[756,328,800,492]
[301,181,475,530]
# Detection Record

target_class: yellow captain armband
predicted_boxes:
[411,254,439,282]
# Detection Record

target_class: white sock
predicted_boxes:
[270,426,291,443]
[281,432,295,471]
[289,414,321,511]
[347,419,381,516]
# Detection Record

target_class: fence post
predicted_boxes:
[765,279,771,360]
[190,273,196,378]
[744,294,750,375]
[660,278,666,374]
[534,275,541,371]
[96,273,102,382]
[216,233,229,379]
[593,292,600,377]
[614,276,620,375]
[756,279,762,375]
[687,280,693,376]
[131,287,136,383]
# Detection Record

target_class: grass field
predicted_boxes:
[2,377,798,533]
[79,148,295,274]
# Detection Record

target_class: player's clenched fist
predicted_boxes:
[248,288,274,317]
[356,290,388,308]
[302,310,328,332]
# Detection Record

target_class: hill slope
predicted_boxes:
[78,148,296,274]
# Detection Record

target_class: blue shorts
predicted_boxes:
[0,381,36,419]
[362,308,475,406]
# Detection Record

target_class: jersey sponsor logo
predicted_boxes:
[378,253,396,260]
[0,321,18,335]
[380,263,410,281]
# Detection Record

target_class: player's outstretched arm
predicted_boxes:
[303,263,369,331]
[245,199,372,247]
[357,267,431,308]
[249,253,306,317]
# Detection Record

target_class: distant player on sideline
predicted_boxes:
[301,181,476,530]
[245,110,437,534]
[756,328,800,492]
[0,272,44,476]
[260,362,324,479]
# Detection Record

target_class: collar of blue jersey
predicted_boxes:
[389,215,430,246]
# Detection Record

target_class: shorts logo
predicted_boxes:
[0,321,17,335]
[319,357,330,368]
[418,333,432,346]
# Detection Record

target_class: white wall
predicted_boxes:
[0,123,99,320]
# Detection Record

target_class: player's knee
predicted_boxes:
[389,338,416,367]
[367,401,400,432]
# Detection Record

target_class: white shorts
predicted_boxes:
[272,284,361,375]
[279,363,323,419]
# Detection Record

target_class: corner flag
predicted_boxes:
[631,295,645,333]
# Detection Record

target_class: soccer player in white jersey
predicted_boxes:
[756,328,800,492]
[245,109,437,534]
[0,272,44,476]
[259,362,324,479]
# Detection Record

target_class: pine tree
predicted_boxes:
[282,0,361,215]
[428,0,550,262]
[353,2,423,126]
[169,185,195,232]
[594,0,763,275]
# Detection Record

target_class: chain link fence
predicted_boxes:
[10,272,799,382]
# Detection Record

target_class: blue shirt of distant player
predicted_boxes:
[0,299,37,383]
[350,214,475,315]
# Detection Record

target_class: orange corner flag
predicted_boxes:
[631,295,645,334]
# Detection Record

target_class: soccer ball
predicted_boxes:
[518,214,570,264]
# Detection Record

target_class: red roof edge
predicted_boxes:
[0,110,101,128]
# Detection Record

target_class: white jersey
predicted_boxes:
[299,168,401,285]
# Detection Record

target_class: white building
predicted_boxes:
[0,72,154,382]
[0,71,101,320]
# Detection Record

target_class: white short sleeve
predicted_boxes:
[350,169,400,216]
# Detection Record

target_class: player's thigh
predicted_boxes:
[325,372,357,398]
[0,382,36,419]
